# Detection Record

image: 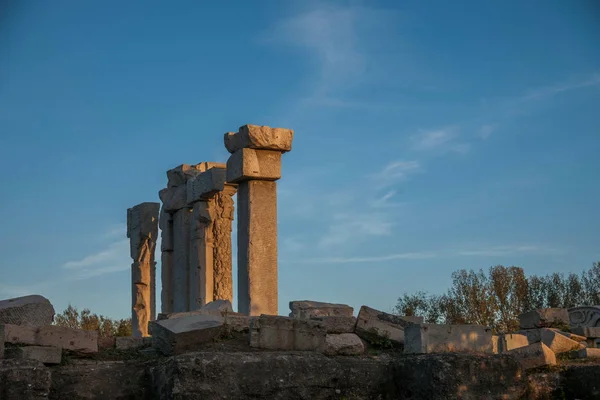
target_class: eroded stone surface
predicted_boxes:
[323,333,364,356]
[187,167,227,204]
[355,305,423,346]
[569,305,600,328]
[188,201,215,310]
[171,208,192,312]
[572,326,600,338]
[159,208,174,314]
[226,148,282,183]
[0,359,51,400]
[498,333,529,353]
[163,300,233,320]
[4,324,98,353]
[0,295,55,326]
[540,328,581,354]
[249,315,326,351]
[224,124,294,154]
[115,336,152,350]
[404,324,493,354]
[149,314,224,355]
[507,342,556,370]
[5,346,62,364]
[212,186,236,302]
[519,308,569,329]
[309,316,356,334]
[289,300,353,319]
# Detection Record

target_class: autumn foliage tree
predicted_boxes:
[54,304,132,337]
[395,262,600,333]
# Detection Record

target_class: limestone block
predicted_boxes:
[549,328,587,342]
[289,300,354,319]
[212,186,236,303]
[164,300,233,320]
[507,342,556,370]
[126,202,160,259]
[323,333,365,356]
[166,163,222,188]
[226,149,281,183]
[572,326,600,338]
[171,208,191,312]
[577,348,600,359]
[98,337,116,350]
[115,336,152,350]
[159,208,173,251]
[0,295,55,326]
[518,308,569,329]
[224,124,294,154]
[586,338,600,348]
[224,314,252,333]
[5,346,62,364]
[568,305,600,328]
[404,324,493,354]
[160,186,188,213]
[249,315,327,351]
[492,335,499,354]
[497,333,529,353]
[309,316,357,334]
[541,329,582,354]
[187,167,228,204]
[149,314,224,355]
[4,324,98,353]
[355,306,423,346]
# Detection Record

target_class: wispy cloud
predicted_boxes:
[289,252,437,264]
[455,245,562,257]
[479,124,496,139]
[369,160,420,189]
[523,73,600,101]
[411,127,470,155]
[318,211,394,248]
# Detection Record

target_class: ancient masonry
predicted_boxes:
[128,124,293,333]
[126,202,160,337]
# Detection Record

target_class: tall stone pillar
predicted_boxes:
[187,166,237,308]
[127,202,159,337]
[159,207,173,314]
[224,124,294,316]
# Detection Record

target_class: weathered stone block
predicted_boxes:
[224,124,294,154]
[149,314,224,355]
[159,186,188,213]
[572,326,600,338]
[0,359,52,399]
[5,345,62,364]
[166,163,224,188]
[98,336,116,350]
[115,336,152,350]
[492,334,499,354]
[187,167,228,204]
[577,347,600,359]
[249,315,326,351]
[404,324,493,354]
[289,300,353,319]
[224,314,252,333]
[550,328,587,342]
[355,305,422,346]
[323,333,364,356]
[309,316,356,334]
[507,342,556,370]
[541,328,581,354]
[498,333,529,353]
[568,305,600,328]
[4,324,98,353]
[226,149,281,183]
[126,202,160,259]
[163,300,233,320]
[519,308,569,329]
[0,295,55,326]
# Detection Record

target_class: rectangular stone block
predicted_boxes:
[224,314,252,333]
[540,328,581,354]
[159,208,173,252]
[249,315,326,351]
[149,314,224,355]
[237,180,278,316]
[224,124,294,154]
[187,167,227,204]
[5,346,62,364]
[0,295,55,326]
[507,342,556,370]
[163,300,233,320]
[126,202,160,258]
[115,336,152,350]
[492,335,499,354]
[404,324,493,354]
[289,300,354,319]
[171,208,191,312]
[355,306,422,346]
[498,333,529,353]
[309,316,357,334]
[98,336,116,350]
[572,326,600,338]
[323,333,365,356]
[4,324,98,353]
[226,149,281,183]
[578,347,600,359]
[160,186,188,213]
[519,308,569,329]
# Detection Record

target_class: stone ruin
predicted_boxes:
[2,123,600,399]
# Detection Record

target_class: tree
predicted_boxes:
[54,304,132,337]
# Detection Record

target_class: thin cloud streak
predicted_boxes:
[524,73,600,100]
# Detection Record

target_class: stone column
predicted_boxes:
[127,202,159,337]
[159,207,174,314]
[224,124,294,316]
[187,166,237,308]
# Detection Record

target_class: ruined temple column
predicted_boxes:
[187,166,237,309]
[224,124,294,316]
[127,202,160,337]
[159,207,174,314]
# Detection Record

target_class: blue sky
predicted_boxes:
[1,0,599,319]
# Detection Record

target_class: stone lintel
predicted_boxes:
[187,167,227,205]
[166,163,226,188]
[224,124,294,154]
[226,149,281,184]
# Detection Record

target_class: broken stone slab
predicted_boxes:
[187,167,228,204]
[519,308,569,329]
[568,305,600,328]
[162,300,234,320]
[507,342,556,370]
[355,306,423,346]
[223,313,252,333]
[226,148,282,183]
[0,359,52,400]
[404,324,493,354]
[166,163,225,188]
[0,295,55,326]
[289,300,354,319]
[515,328,583,354]
[249,315,327,351]
[577,347,600,359]
[3,324,98,353]
[322,333,364,356]
[549,328,587,342]
[497,333,529,353]
[571,326,600,338]
[309,316,356,334]
[224,124,294,154]
[149,314,224,355]
[115,336,152,350]
[5,345,62,364]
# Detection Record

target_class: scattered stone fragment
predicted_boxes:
[507,342,556,370]
[149,314,224,355]
[355,306,422,346]
[571,326,600,338]
[540,329,582,354]
[498,333,529,353]
[323,333,364,356]
[249,315,326,351]
[115,336,152,350]
[289,301,354,319]
[309,316,356,334]
[224,124,294,154]
[0,295,55,326]
[4,324,98,353]
[404,324,493,354]
[519,308,569,329]
[4,345,62,364]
